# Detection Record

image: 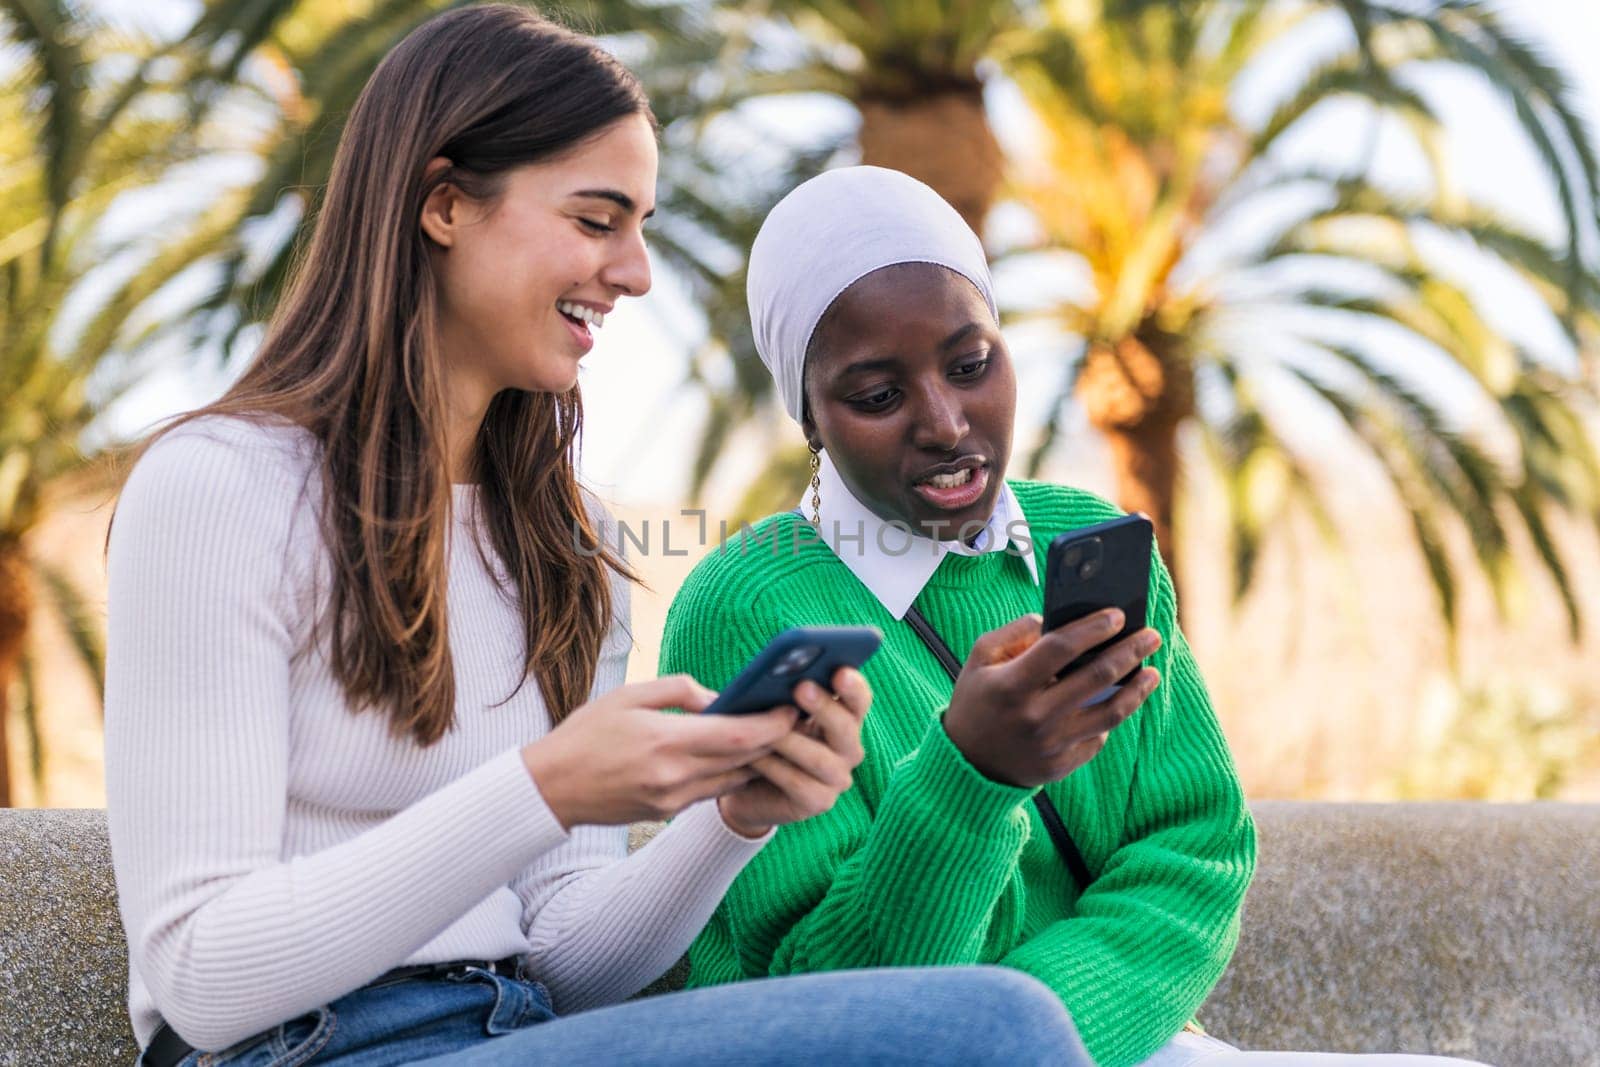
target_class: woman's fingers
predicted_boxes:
[1006,609,1124,689]
[1042,667,1159,757]
[670,703,799,762]
[792,679,866,766]
[1047,628,1161,710]
[968,614,1044,667]
[825,667,872,722]
[766,728,857,793]
[624,673,719,713]
[682,766,761,807]
[744,752,842,815]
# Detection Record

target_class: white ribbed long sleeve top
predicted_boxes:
[104,416,766,1051]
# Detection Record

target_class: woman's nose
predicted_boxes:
[604,228,652,297]
[910,386,969,452]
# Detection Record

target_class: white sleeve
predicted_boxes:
[104,426,569,1050]
[509,509,772,1012]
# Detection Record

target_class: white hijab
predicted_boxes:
[745,165,998,423]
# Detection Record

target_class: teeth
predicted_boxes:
[557,301,605,328]
[925,468,974,489]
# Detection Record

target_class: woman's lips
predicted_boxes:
[559,310,595,353]
[911,465,990,511]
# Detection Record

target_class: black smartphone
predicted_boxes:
[701,626,883,716]
[1043,514,1154,704]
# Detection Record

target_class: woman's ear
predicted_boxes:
[800,399,821,452]
[420,158,461,248]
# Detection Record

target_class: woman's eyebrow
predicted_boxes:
[836,356,899,377]
[833,323,986,376]
[940,322,983,349]
[570,188,656,219]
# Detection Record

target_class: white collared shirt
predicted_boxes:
[795,450,1039,620]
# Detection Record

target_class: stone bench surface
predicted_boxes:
[4,803,1597,1067]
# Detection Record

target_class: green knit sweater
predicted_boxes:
[659,482,1256,1067]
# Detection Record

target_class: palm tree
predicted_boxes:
[0,0,791,802]
[1001,0,1600,631]
[0,0,238,803]
[170,0,786,337]
[670,0,1600,639]
[699,0,1044,232]
[160,0,851,499]
[153,0,1029,502]
[654,0,1039,498]
[149,0,1600,642]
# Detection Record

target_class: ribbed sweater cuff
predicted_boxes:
[668,797,776,856]
[893,715,1037,828]
[873,717,1036,868]
[846,719,1035,962]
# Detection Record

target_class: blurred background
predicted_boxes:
[4,0,1599,809]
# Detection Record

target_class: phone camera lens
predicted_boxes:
[773,646,821,677]
[1079,559,1100,580]
[1062,546,1084,568]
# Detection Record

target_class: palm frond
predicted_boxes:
[1300,336,1524,614]
[1508,482,1581,640]
[1283,363,1462,638]
[1,0,89,245]
[1274,184,1600,331]
[1201,352,1358,612]
[1250,55,1440,164]
[1362,0,1600,318]
[33,559,103,700]
[18,645,44,792]
[1023,342,1086,477]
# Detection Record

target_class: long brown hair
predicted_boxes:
[136,5,647,744]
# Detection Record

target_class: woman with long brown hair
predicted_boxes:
[102,6,1088,1066]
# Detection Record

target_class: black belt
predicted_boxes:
[142,955,522,1067]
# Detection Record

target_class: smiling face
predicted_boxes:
[802,262,1017,541]
[423,112,658,415]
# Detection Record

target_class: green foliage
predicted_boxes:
[1004,0,1600,638]
[1,0,237,796]
[163,0,1600,642]
[6,1,1600,802]
[1389,679,1600,800]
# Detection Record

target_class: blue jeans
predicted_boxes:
[154,964,1090,1066]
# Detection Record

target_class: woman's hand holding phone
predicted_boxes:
[942,612,1162,788]
[521,675,800,830]
[717,667,872,839]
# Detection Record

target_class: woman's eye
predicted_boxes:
[850,387,898,412]
[578,218,615,234]
[952,356,991,379]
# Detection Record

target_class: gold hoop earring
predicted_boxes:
[808,444,822,527]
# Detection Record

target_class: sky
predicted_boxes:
[91,0,1600,507]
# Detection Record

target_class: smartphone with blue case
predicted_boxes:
[701,626,883,716]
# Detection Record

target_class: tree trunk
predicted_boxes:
[1100,420,1182,574]
[857,83,1004,237]
[1074,330,1195,584]
[0,541,33,807]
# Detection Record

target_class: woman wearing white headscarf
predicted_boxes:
[660,167,1488,1067]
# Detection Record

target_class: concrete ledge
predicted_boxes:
[1,808,132,1066]
[4,803,1596,1066]
[1201,803,1599,1065]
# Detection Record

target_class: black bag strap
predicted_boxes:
[902,604,1095,894]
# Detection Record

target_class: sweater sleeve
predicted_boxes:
[104,425,569,1051]
[659,563,1039,979]
[509,530,772,1013]
[998,560,1257,1067]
